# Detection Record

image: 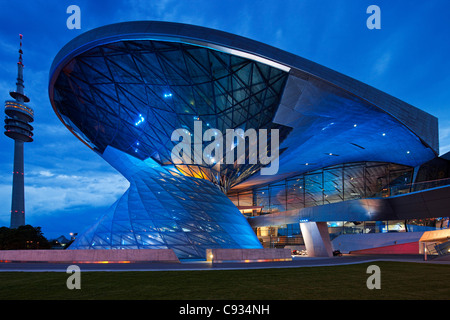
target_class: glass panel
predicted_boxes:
[389,164,414,196]
[323,167,343,204]
[286,177,304,210]
[268,183,286,213]
[237,191,253,207]
[53,39,290,192]
[304,172,323,207]
[343,164,365,200]
[254,187,270,215]
[364,162,389,197]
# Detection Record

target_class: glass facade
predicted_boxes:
[52,40,290,191]
[49,22,449,257]
[229,161,414,216]
[229,161,416,247]
[69,147,263,259]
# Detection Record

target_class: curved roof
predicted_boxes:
[48,21,438,190]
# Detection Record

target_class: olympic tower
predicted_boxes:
[4,34,34,228]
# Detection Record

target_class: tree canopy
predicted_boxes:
[0,225,51,250]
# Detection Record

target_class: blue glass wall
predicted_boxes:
[69,147,262,259]
[229,161,414,215]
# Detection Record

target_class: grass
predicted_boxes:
[0,262,449,300]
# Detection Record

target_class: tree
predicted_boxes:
[0,225,51,250]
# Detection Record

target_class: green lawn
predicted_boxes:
[0,262,449,300]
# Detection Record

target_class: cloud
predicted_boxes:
[0,38,17,54]
[0,167,129,227]
[124,0,182,21]
[372,51,392,76]
[26,172,129,212]
[38,170,54,177]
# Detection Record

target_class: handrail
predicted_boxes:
[374,177,450,198]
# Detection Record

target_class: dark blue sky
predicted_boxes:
[0,0,449,239]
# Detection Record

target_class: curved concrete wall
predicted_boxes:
[331,232,424,254]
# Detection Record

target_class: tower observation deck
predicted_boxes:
[4,34,34,228]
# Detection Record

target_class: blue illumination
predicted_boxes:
[135,114,145,126]
[46,22,444,262]
[68,146,262,259]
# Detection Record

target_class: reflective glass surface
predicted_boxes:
[229,161,414,215]
[52,40,290,191]
[69,147,262,259]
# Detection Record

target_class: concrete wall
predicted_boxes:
[206,248,292,262]
[300,222,333,257]
[349,242,420,255]
[332,232,424,254]
[0,249,180,263]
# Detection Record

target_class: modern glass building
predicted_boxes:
[48,21,450,259]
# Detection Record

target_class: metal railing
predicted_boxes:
[375,177,450,198]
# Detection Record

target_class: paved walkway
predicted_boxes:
[0,254,448,272]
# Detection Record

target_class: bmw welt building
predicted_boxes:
[48,21,450,260]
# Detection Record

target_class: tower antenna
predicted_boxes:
[4,34,34,228]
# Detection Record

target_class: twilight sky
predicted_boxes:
[0,0,449,239]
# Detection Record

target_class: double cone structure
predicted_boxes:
[68,147,262,259]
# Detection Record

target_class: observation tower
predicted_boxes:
[4,34,34,228]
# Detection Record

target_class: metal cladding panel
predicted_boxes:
[271,72,435,171]
[232,70,436,190]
